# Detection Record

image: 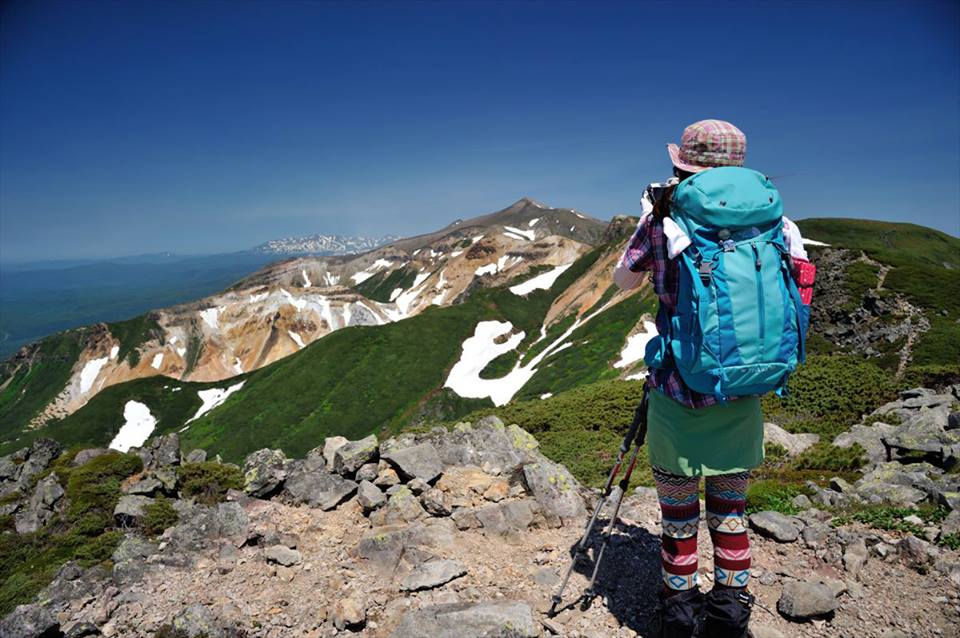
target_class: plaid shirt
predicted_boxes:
[619,212,720,409]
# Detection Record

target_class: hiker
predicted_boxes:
[613,120,815,637]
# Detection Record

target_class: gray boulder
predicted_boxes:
[833,421,897,464]
[0,603,60,638]
[137,433,181,469]
[14,474,64,533]
[322,436,349,467]
[749,511,800,543]
[123,475,164,496]
[475,499,536,535]
[388,600,537,638]
[183,448,207,464]
[242,448,288,497]
[421,487,451,517]
[853,462,935,507]
[112,534,159,583]
[357,480,387,511]
[333,434,379,475]
[72,447,110,466]
[400,559,467,591]
[282,461,357,510]
[356,462,379,482]
[764,422,819,456]
[369,485,425,526]
[170,603,225,638]
[522,459,585,523]
[777,580,838,620]
[383,442,444,483]
[843,537,868,578]
[264,544,302,566]
[113,495,154,526]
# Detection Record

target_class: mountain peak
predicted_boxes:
[511,196,549,210]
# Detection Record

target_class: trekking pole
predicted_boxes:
[549,387,650,616]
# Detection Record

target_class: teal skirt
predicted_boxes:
[645,388,764,477]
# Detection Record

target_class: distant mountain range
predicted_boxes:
[250,233,400,256]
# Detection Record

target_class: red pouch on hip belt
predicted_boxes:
[792,257,816,305]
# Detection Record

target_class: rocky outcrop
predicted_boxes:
[3,403,960,638]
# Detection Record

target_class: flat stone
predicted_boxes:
[749,511,799,543]
[323,436,349,467]
[264,545,302,566]
[332,597,366,630]
[749,625,786,638]
[333,434,379,476]
[400,559,467,591]
[764,422,819,456]
[283,464,357,510]
[522,459,585,523]
[242,448,288,497]
[0,603,61,638]
[421,488,451,517]
[475,499,535,535]
[113,495,154,526]
[777,580,838,620]
[388,600,537,638]
[383,443,444,483]
[843,537,868,578]
[357,480,387,511]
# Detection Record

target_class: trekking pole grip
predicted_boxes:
[620,387,649,454]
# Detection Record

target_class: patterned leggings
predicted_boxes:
[652,465,751,593]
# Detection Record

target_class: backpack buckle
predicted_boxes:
[698,262,713,284]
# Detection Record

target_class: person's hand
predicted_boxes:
[651,184,675,220]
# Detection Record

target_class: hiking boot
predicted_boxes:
[652,587,705,638]
[701,588,754,638]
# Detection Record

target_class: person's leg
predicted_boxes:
[652,465,702,593]
[704,470,751,588]
[652,465,704,637]
[702,470,754,638]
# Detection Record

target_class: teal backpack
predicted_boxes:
[643,166,809,400]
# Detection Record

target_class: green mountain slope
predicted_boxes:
[797,218,960,374]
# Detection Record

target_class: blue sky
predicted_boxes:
[1,1,957,262]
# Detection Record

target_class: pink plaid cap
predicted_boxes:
[667,119,746,173]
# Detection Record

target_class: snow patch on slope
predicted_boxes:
[504,226,535,241]
[288,331,305,348]
[184,381,246,426]
[109,401,157,453]
[150,353,164,370]
[509,264,573,296]
[614,321,658,369]
[79,357,109,394]
[200,307,222,330]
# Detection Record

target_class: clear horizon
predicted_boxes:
[1,1,958,262]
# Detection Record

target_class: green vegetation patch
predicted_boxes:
[479,350,520,379]
[745,480,810,515]
[143,495,179,537]
[0,376,208,457]
[0,450,142,616]
[108,313,163,366]
[842,260,880,311]
[761,354,897,438]
[0,329,85,446]
[352,266,419,303]
[178,462,244,505]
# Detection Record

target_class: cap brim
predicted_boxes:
[667,143,711,173]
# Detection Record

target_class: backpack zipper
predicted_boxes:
[751,243,765,341]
